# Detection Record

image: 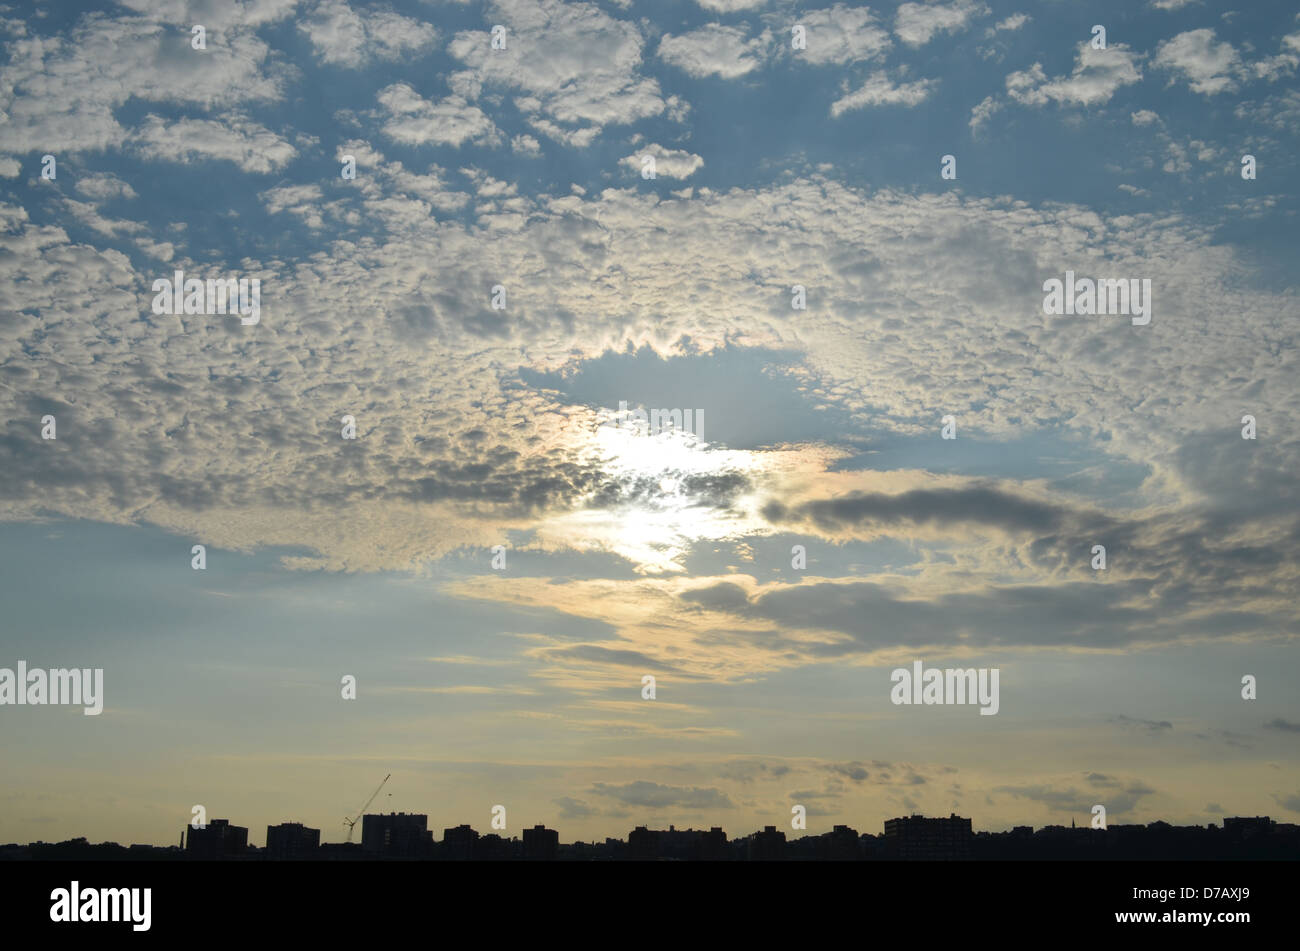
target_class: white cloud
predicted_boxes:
[0,12,292,154]
[894,0,988,47]
[2,178,1294,590]
[134,237,175,261]
[130,114,297,173]
[299,0,437,68]
[831,73,937,116]
[511,134,542,156]
[75,173,139,202]
[694,0,766,10]
[59,197,147,238]
[785,4,891,66]
[376,83,502,148]
[1131,109,1161,126]
[990,13,1029,34]
[968,94,1002,131]
[621,144,704,179]
[260,183,326,228]
[1006,44,1143,107]
[658,24,769,78]
[1153,29,1241,95]
[448,0,667,146]
[1250,32,1300,83]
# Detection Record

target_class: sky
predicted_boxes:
[0,0,1298,848]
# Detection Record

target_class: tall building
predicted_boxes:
[361,812,430,858]
[883,814,973,860]
[476,833,512,860]
[1224,816,1273,840]
[265,822,320,859]
[625,825,729,861]
[186,819,248,859]
[747,825,787,861]
[628,826,657,860]
[523,825,558,861]
[441,824,479,861]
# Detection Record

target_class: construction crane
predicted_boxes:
[343,773,391,843]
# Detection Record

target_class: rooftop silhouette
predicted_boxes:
[3,812,1297,861]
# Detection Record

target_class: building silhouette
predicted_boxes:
[624,825,729,861]
[361,813,430,858]
[12,811,1300,861]
[476,832,512,860]
[265,822,320,859]
[441,824,479,861]
[523,824,558,861]
[746,825,787,861]
[185,819,248,859]
[788,824,861,860]
[884,814,973,860]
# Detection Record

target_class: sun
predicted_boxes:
[537,419,767,573]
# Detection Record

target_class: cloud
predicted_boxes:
[621,144,704,179]
[448,0,667,144]
[998,778,1155,815]
[762,486,1067,535]
[826,763,870,782]
[376,83,501,148]
[299,0,437,68]
[1,170,1296,632]
[1275,793,1300,813]
[969,94,1002,131]
[1116,715,1174,732]
[75,173,139,202]
[784,4,891,66]
[1006,43,1143,107]
[260,183,327,229]
[695,0,766,10]
[1154,29,1242,95]
[831,72,937,115]
[589,781,734,809]
[542,645,686,673]
[0,10,293,155]
[1264,718,1300,733]
[511,134,542,156]
[988,13,1029,35]
[658,24,769,79]
[553,796,596,818]
[894,0,988,47]
[130,114,297,172]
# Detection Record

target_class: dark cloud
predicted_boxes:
[997,778,1155,816]
[542,644,687,674]
[589,781,733,810]
[1115,715,1174,732]
[763,485,1069,535]
[553,796,596,819]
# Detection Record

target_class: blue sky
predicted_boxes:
[0,0,1298,846]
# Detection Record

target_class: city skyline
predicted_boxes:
[6,809,1295,862]
[2,0,1298,852]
